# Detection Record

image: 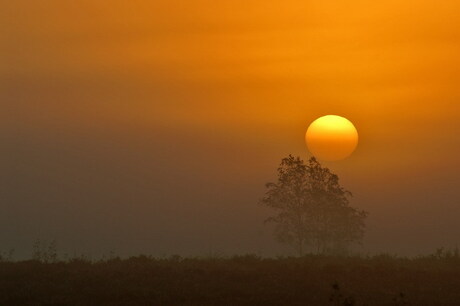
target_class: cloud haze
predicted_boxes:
[2,0,460,257]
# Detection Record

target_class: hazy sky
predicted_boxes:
[2,0,460,258]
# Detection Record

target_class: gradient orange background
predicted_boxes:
[2,0,460,257]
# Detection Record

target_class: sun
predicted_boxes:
[305,115,358,161]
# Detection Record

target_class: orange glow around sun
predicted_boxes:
[306,115,359,161]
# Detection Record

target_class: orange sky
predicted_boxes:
[2,0,460,257]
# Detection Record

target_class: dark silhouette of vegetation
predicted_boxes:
[261,155,367,255]
[330,282,358,306]
[32,239,58,263]
[3,250,460,305]
[392,292,409,306]
[0,249,14,262]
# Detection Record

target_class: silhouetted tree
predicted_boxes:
[261,155,367,255]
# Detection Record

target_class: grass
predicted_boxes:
[1,250,460,305]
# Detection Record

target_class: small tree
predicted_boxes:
[261,155,367,255]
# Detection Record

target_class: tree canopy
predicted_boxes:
[261,155,367,255]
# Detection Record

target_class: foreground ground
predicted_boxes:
[1,252,460,305]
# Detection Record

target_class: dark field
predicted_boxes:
[1,252,460,305]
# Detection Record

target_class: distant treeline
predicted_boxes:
[2,249,460,305]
